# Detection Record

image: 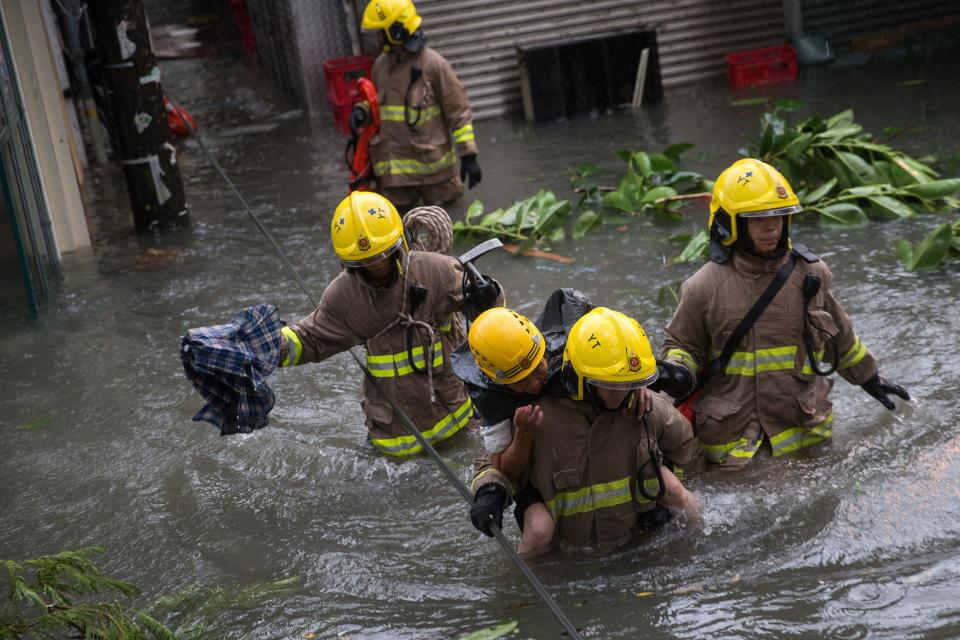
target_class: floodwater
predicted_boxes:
[2,42,960,639]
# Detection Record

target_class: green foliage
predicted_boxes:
[453,190,571,245]
[601,145,709,216]
[17,416,53,430]
[670,230,710,264]
[457,620,519,640]
[0,547,176,639]
[896,219,960,270]
[154,577,300,640]
[747,107,960,226]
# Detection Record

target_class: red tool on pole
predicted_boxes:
[345,78,379,192]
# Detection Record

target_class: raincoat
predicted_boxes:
[662,248,879,466]
[525,393,695,548]
[283,250,492,457]
[368,45,476,190]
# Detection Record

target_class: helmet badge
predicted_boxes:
[628,354,641,372]
[358,237,371,251]
[519,357,530,369]
[776,185,788,198]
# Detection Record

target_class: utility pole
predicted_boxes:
[88,0,188,232]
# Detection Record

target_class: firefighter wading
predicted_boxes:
[358,0,478,208]
[278,192,500,457]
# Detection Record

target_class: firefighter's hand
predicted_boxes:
[460,154,482,189]
[861,373,910,410]
[621,387,653,419]
[470,484,506,537]
[649,360,694,398]
[464,275,500,318]
[348,105,368,133]
[514,405,543,434]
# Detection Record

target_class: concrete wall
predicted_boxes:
[0,0,90,253]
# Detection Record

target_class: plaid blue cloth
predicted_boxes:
[180,304,285,435]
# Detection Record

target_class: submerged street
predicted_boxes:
[2,37,960,639]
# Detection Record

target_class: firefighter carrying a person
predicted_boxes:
[350,0,481,213]
[471,307,699,553]
[656,158,910,467]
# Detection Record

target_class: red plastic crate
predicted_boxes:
[725,44,798,88]
[322,55,374,105]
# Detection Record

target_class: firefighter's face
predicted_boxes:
[594,386,632,410]
[506,358,548,395]
[745,215,785,256]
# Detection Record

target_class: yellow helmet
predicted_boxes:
[468,307,546,384]
[708,158,802,248]
[563,307,657,401]
[361,0,422,44]
[331,191,407,267]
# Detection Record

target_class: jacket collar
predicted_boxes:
[731,246,788,277]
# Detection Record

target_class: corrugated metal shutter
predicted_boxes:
[414,0,786,119]
[800,0,956,53]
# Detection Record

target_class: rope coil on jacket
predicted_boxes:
[403,206,454,254]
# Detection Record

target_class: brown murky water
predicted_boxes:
[2,41,959,639]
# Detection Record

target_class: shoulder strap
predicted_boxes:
[791,242,820,263]
[697,250,800,389]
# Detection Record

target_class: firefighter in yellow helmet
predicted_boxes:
[472,307,698,553]
[277,191,502,456]
[350,0,481,213]
[658,158,909,467]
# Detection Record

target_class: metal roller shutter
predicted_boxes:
[413,0,786,119]
[800,0,956,53]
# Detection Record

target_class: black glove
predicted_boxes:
[470,484,506,537]
[464,274,500,318]
[861,373,910,411]
[348,105,368,133]
[460,154,482,189]
[649,360,694,398]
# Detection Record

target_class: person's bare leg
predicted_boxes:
[517,502,554,556]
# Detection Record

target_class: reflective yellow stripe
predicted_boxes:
[366,341,443,378]
[839,336,867,370]
[280,326,301,367]
[452,123,474,143]
[470,468,512,496]
[545,475,663,519]
[719,345,797,376]
[666,348,697,372]
[701,436,764,464]
[370,398,473,457]
[438,314,453,333]
[373,149,456,177]
[801,349,825,375]
[769,413,834,456]
[380,104,441,124]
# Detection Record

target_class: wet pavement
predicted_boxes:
[2,38,960,639]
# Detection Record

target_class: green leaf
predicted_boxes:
[19,415,53,430]
[814,202,868,226]
[867,195,916,218]
[837,151,880,184]
[457,621,519,640]
[826,109,854,129]
[802,177,837,204]
[909,223,954,269]
[641,185,678,203]
[816,125,863,141]
[673,230,709,263]
[572,210,602,239]
[897,78,925,87]
[894,239,914,267]
[630,151,652,176]
[602,189,635,213]
[465,200,484,222]
[784,132,813,159]
[759,124,775,157]
[614,149,632,162]
[774,98,804,111]
[648,153,677,174]
[731,97,771,106]
[663,143,695,160]
[901,179,960,199]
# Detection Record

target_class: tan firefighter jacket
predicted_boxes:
[282,251,490,457]
[662,248,879,466]
[367,45,476,187]
[475,393,695,548]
